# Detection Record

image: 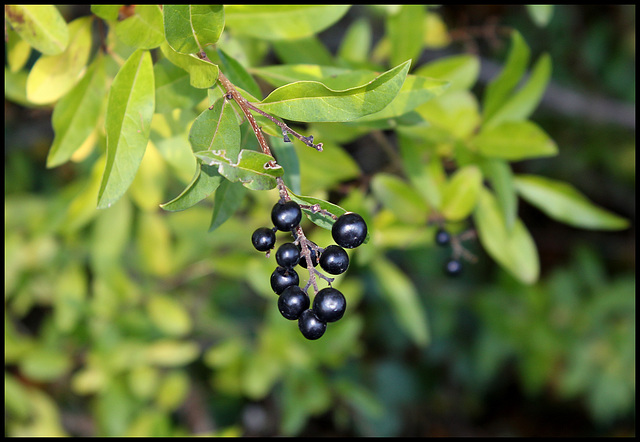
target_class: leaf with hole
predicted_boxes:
[194,149,283,191]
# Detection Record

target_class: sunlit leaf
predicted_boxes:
[26,16,93,104]
[115,5,164,49]
[514,174,629,230]
[163,5,224,54]
[47,54,106,168]
[224,5,350,41]
[440,165,482,221]
[483,30,530,122]
[386,5,425,69]
[5,5,69,55]
[253,60,411,122]
[98,50,155,209]
[474,187,539,284]
[474,120,557,160]
[160,41,219,89]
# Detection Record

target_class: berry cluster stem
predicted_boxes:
[215,66,326,295]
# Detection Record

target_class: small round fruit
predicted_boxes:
[319,245,349,275]
[444,258,463,277]
[332,212,367,249]
[297,242,319,269]
[278,286,310,320]
[270,266,299,294]
[298,309,327,340]
[276,242,300,268]
[251,227,276,252]
[435,228,451,247]
[312,287,346,323]
[271,200,302,231]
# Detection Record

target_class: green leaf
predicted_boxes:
[337,17,372,65]
[527,5,554,27]
[153,57,207,113]
[514,174,629,230]
[224,5,350,41]
[19,347,71,382]
[371,257,430,346]
[483,30,530,122]
[188,97,241,158]
[371,173,429,224]
[47,54,106,168]
[480,158,518,231]
[90,5,121,21]
[163,5,224,54]
[98,50,155,209]
[251,64,363,88]
[209,180,247,232]
[25,16,93,104]
[115,5,164,49]
[484,53,552,129]
[160,41,219,89]
[160,165,223,212]
[397,133,445,209]
[286,190,348,231]
[6,28,32,73]
[253,60,411,122]
[413,53,480,92]
[5,5,69,55]
[272,36,336,66]
[147,294,192,337]
[216,48,263,99]
[387,5,425,69]
[474,120,557,160]
[474,187,539,284]
[353,74,449,122]
[440,165,482,221]
[195,149,283,191]
[144,340,200,367]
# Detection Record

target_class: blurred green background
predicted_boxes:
[4,5,635,437]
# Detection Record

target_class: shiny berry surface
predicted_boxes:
[271,201,302,231]
[276,242,300,268]
[251,227,276,252]
[312,287,346,323]
[278,286,310,320]
[270,266,299,294]
[298,309,327,340]
[319,245,349,275]
[332,212,367,249]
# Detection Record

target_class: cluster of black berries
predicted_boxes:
[435,227,463,277]
[251,200,367,340]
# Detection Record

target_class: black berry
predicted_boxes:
[270,266,299,294]
[435,228,451,247]
[251,227,276,252]
[332,212,367,249]
[312,287,346,323]
[319,245,349,275]
[275,242,300,268]
[278,286,310,320]
[298,309,327,340]
[444,258,463,277]
[271,200,302,231]
[297,242,319,268]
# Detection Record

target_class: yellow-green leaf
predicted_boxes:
[514,174,629,230]
[26,16,93,104]
[98,50,155,209]
[5,5,69,55]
